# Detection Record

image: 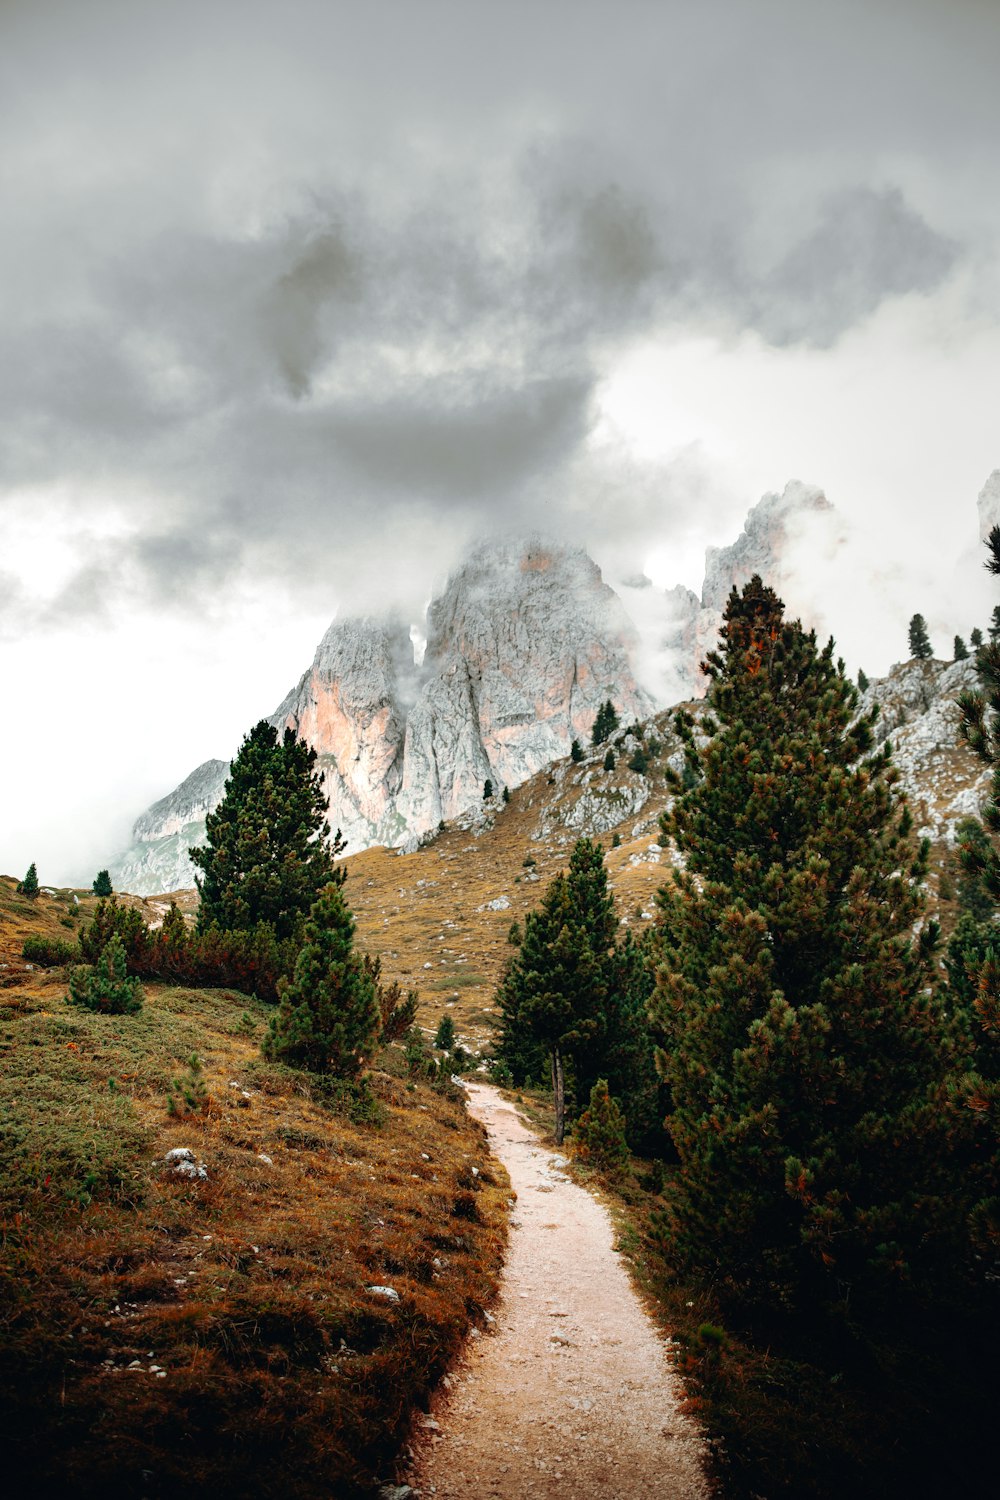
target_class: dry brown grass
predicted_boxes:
[0,878,507,1498]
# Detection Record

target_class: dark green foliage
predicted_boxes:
[991,606,1000,644]
[79,896,150,968]
[495,838,618,1144]
[22,935,78,967]
[91,869,113,897]
[68,935,144,1015]
[857,667,869,691]
[627,743,649,774]
[363,952,418,1045]
[16,863,39,897]
[908,612,933,659]
[971,626,984,649]
[595,929,669,1155]
[953,817,996,921]
[591,699,620,746]
[570,738,584,763]
[191,720,342,942]
[483,778,493,800]
[954,523,1000,1261]
[603,748,616,772]
[434,1013,456,1050]
[78,896,292,1001]
[502,785,510,804]
[954,635,969,661]
[262,885,379,1076]
[611,831,621,848]
[652,575,956,1320]
[572,1079,630,1176]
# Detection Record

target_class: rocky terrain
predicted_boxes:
[337,651,987,1062]
[111,537,654,893]
[112,486,844,895]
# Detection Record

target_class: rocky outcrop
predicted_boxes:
[273,614,417,851]
[110,760,228,894]
[860,656,989,842]
[397,538,654,831]
[112,538,656,892]
[978,470,1000,542]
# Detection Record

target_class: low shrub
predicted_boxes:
[67,936,144,1016]
[22,935,79,967]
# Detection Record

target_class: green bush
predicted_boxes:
[572,1079,630,1176]
[434,1014,456,1050]
[67,935,144,1015]
[23,935,79,967]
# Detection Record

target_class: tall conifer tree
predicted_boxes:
[191,721,343,941]
[652,576,955,1319]
[262,884,378,1075]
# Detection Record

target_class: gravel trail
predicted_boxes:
[408,1081,710,1498]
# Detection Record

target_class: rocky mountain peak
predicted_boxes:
[701,480,836,611]
[111,535,655,892]
[978,469,1000,542]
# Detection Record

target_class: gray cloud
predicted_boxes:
[1,0,997,642]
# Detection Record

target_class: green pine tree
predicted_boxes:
[857,667,869,691]
[954,635,970,662]
[262,884,379,1076]
[17,862,39,897]
[434,1013,456,1050]
[991,606,1000,645]
[908,613,933,659]
[651,575,955,1319]
[971,627,984,650]
[570,738,585,763]
[68,934,144,1015]
[591,700,620,746]
[191,721,343,942]
[955,524,1000,1260]
[495,839,616,1144]
[603,749,616,772]
[483,778,494,800]
[92,869,113,897]
[572,1079,631,1176]
[627,743,649,774]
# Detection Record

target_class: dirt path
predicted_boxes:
[408,1081,710,1498]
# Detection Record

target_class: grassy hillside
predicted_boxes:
[0,877,507,1498]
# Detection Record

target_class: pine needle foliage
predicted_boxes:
[908,612,933,659]
[16,863,39,897]
[591,699,619,745]
[262,885,379,1077]
[954,523,1000,1259]
[495,838,615,1143]
[572,1079,631,1176]
[652,575,955,1321]
[68,935,144,1015]
[191,720,343,942]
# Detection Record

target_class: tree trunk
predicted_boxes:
[551,1044,566,1145]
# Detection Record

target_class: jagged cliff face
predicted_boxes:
[273,616,416,851]
[111,760,228,895]
[112,538,655,893]
[978,470,1000,541]
[398,539,654,829]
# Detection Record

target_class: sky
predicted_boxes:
[2,0,999,885]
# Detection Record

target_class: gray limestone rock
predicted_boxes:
[112,536,657,892]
